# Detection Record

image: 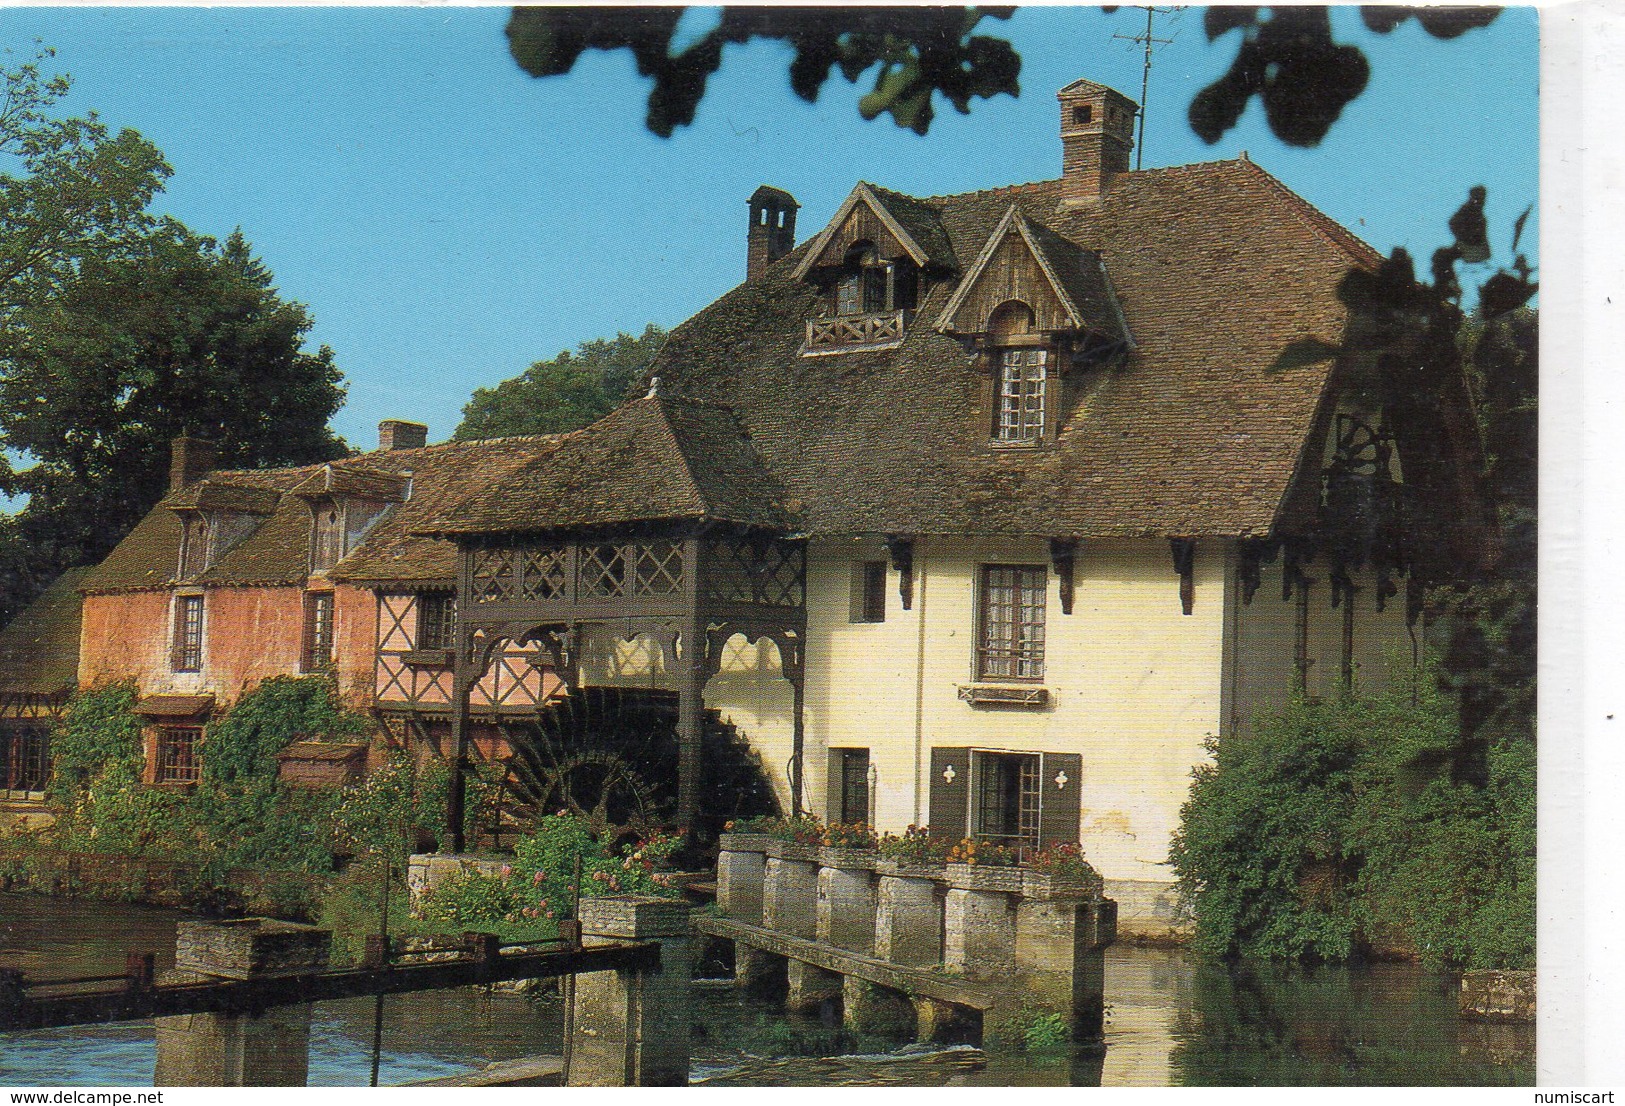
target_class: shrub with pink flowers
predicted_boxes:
[417,813,684,935]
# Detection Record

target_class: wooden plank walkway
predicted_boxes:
[692,915,998,1010]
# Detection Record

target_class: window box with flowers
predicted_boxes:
[874,825,950,880]
[1022,843,1104,902]
[949,851,1020,889]
[817,821,879,870]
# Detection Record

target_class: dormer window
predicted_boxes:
[988,301,1050,445]
[179,515,210,579]
[835,244,885,316]
[997,347,1049,443]
[312,499,344,573]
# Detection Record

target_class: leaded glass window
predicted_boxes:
[995,347,1048,443]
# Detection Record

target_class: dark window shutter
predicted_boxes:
[1038,752,1083,848]
[826,748,845,825]
[928,747,973,840]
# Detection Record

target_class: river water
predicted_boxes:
[0,893,1533,1087]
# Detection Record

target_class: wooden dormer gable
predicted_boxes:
[791,182,953,280]
[935,205,1129,345]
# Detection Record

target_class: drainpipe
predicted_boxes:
[911,539,929,826]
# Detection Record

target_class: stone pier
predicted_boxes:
[1015,897,1116,1038]
[874,874,942,966]
[567,895,693,1087]
[711,838,1118,1046]
[153,919,331,1087]
[717,848,766,924]
[763,856,820,939]
[817,863,877,954]
[944,889,1017,977]
[786,960,843,1013]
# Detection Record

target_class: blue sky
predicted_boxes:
[2,5,1539,450]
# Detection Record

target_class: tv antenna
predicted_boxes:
[1113,6,1178,170]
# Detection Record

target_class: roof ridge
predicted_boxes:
[921,178,1061,205]
[642,396,709,514]
[1231,158,1383,269]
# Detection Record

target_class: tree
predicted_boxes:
[506,6,1499,146]
[0,45,170,322]
[454,324,666,440]
[0,221,349,622]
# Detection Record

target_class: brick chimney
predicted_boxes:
[747,185,799,281]
[169,436,217,493]
[1058,79,1138,206]
[378,420,428,451]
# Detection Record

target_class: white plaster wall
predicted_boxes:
[1224,556,1416,734]
[803,535,1228,885]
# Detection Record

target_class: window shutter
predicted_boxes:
[928,747,972,840]
[170,601,188,671]
[826,748,846,825]
[1038,752,1083,848]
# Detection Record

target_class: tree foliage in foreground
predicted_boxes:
[0,51,349,624]
[506,5,1499,147]
[454,323,665,440]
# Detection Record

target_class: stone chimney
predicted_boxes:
[747,185,799,281]
[1058,79,1138,206]
[169,436,217,493]
[378,420,428,451]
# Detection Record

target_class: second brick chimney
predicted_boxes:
[747,186,799,281]
[169,436,218,493]
[1058,78,1138,206]
[378,420,428,451]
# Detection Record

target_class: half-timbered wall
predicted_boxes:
[375,592,562,714]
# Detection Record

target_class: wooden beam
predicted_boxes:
[1048,539,1078,615]
[1168,538,1196,616]
[693,915,998,1011]
[0,942,658,1033]
[885,535,915,611]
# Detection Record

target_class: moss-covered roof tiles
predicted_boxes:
[0,568,90,693]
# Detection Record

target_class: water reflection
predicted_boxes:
[0,894,1532,1087]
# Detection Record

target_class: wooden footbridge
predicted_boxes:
[0,928,656,1033]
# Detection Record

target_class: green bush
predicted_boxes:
[1169,661,1534,969]
[203,675,366,783]
[41,676,371,875]
[416,813,684,933]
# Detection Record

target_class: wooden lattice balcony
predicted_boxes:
[803,309,909,354]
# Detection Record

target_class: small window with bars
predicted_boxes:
[156,726,202,784]
[975,751,1041,852]
[1,724,51,795]
[995,347,1048,443]
[417,593,457,650]
[977,565,1046,681]
[302,592,335,672]
[172,595,204,673]
[849,561,887,623]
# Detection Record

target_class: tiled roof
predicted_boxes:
[0,568,89,694]
[164,480,280,515]
[865,183,958,272]
[79,436,556,593]
[422,394,793,536]
[616,157,1382,540]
